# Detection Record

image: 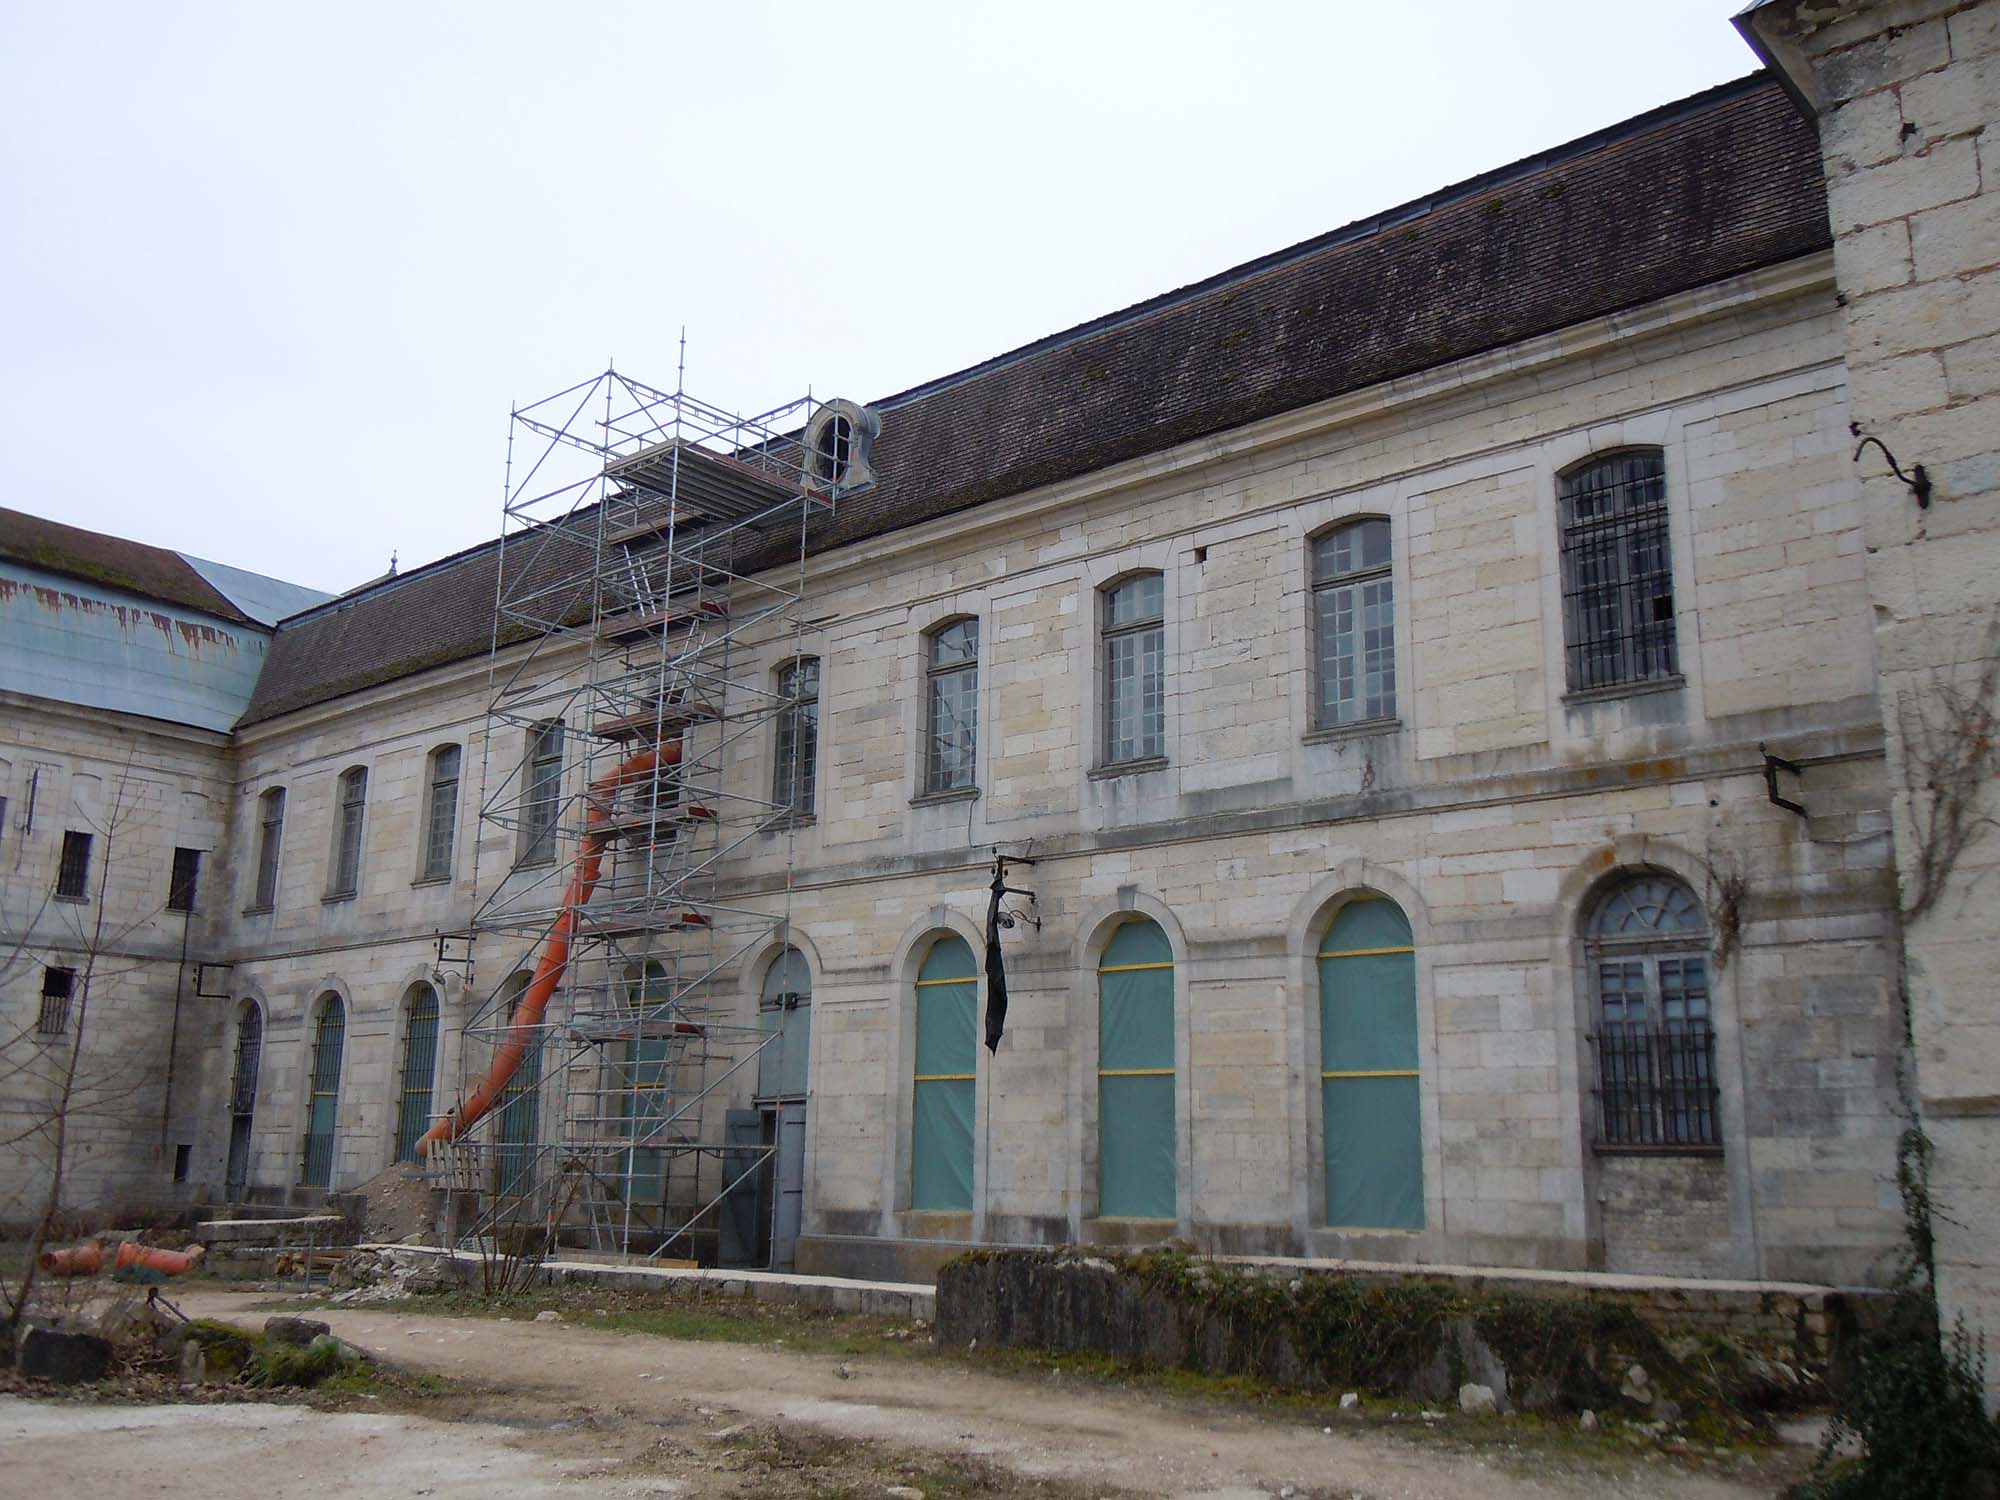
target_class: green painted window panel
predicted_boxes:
[1317,952,1419,1072]
[911,1078,974,1211]
[1102,919,1172,970]
[1323,1075,1423,1229]
[1099,1073,1176,1218]
[758,1004,811,1099]
[1324,898,1413,953]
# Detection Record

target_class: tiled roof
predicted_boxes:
[0,506,256,625]
[241,73,1829,727]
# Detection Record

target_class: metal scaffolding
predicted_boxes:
[434,366,832,1263]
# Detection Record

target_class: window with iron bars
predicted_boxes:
[1559,450,1678,693]
[168,847,201,913]
[55,829,92,900]
[38,967,75,1036]
[1587,874,1719,1149]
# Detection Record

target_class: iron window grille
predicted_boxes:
[38,967,75,1036]
[774,659,820,819]
[925,620,979,794]
[520,722,564,866]
[1587,875,1719,1149]
[394,985,441,1162]
[1312,518,1396,727]
[422,745,461,881]
[1102,574,1166,765]
[300,996,346,1188]
[167,847,201,913]
[1559,450,1679,693]
[55,829,92,900]
[252,787,285,910]
[229,1006,263,1116]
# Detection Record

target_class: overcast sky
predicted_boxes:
[1,2,1761,595]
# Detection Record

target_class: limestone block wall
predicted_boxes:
[1745,0,2000,1372]
[0,696,236,1228]
[189,251,1911,1289]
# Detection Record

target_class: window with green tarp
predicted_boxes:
[1318,897,1423,1229]
[1098,918,1175,1219]
[912,934,976,1211]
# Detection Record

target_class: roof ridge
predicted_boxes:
[866,71,1777,416]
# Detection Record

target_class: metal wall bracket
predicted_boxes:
[1760,743,1807,819]
[1851,422,1932,509]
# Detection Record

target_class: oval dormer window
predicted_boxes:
[814,413,853,485]
[802,399,880,495]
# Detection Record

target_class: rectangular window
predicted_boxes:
[38,967,74,1036]
[1559,451,1678,692]
[55,830,92,900]
[925,621,979,794]
[422,745,461,882]
[329,768,367,897]
[773,660,820,819]
[520,722,564,866]
[252,787,285,910]
[172,1144,192,1183]
[1101,575,1165,766]
[168,847,201,913]
[1312,519,1396,727]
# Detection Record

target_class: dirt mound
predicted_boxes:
[352,1167,439,1245]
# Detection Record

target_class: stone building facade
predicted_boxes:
[1742,0,2000,1374]
[3,34,1993,1314]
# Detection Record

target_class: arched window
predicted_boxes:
[1587,873,1717,1148]
[1097,918,1175,1218]
[757,947,812,1102]
[252,787,286,910]
[328,768,367,898]
[774,660,820,819]
[1558,450,1677,692]
[301,993,346,1188]
[494,971,541,1194]
[1100,574,1166,766]
[911,934,977,1211]
[813,412,853,485]
[1317,898,1422,1228]
[394,983,441,1162]
[225,1002,263,1198]
[1311,518,1396,728]
[421,745,461,882]
[924,620,980,795]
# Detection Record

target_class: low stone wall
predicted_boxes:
[937,1249,1869,1416]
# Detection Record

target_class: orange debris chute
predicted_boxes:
[39,1243,104,1277]
[112,1241,204,1278]
[417,739,680,1158]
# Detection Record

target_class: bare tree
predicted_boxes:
[1,770,177,1329]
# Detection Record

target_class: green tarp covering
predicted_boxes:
[913,936,977,1211]
[1320,899,1423,1230]
[1099,919,1176,1219]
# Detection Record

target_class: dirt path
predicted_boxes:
[34,1287,1792,1500]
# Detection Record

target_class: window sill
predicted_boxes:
[511,857,555,873]
[240,904,274,917]
[761,814,817,834]
[911,785,979,808]
[1562,674,1684,708]
[1088,755,1169,781]
[53,893,88,906]
[321,890,357,906]
[410,875,452,889]
[1303,716,1401,746]
[1591,1142,1723,1158]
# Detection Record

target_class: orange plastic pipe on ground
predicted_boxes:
[39,1243,103,1277]
[111,1241,204,1276]
[417,739,680,1158]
